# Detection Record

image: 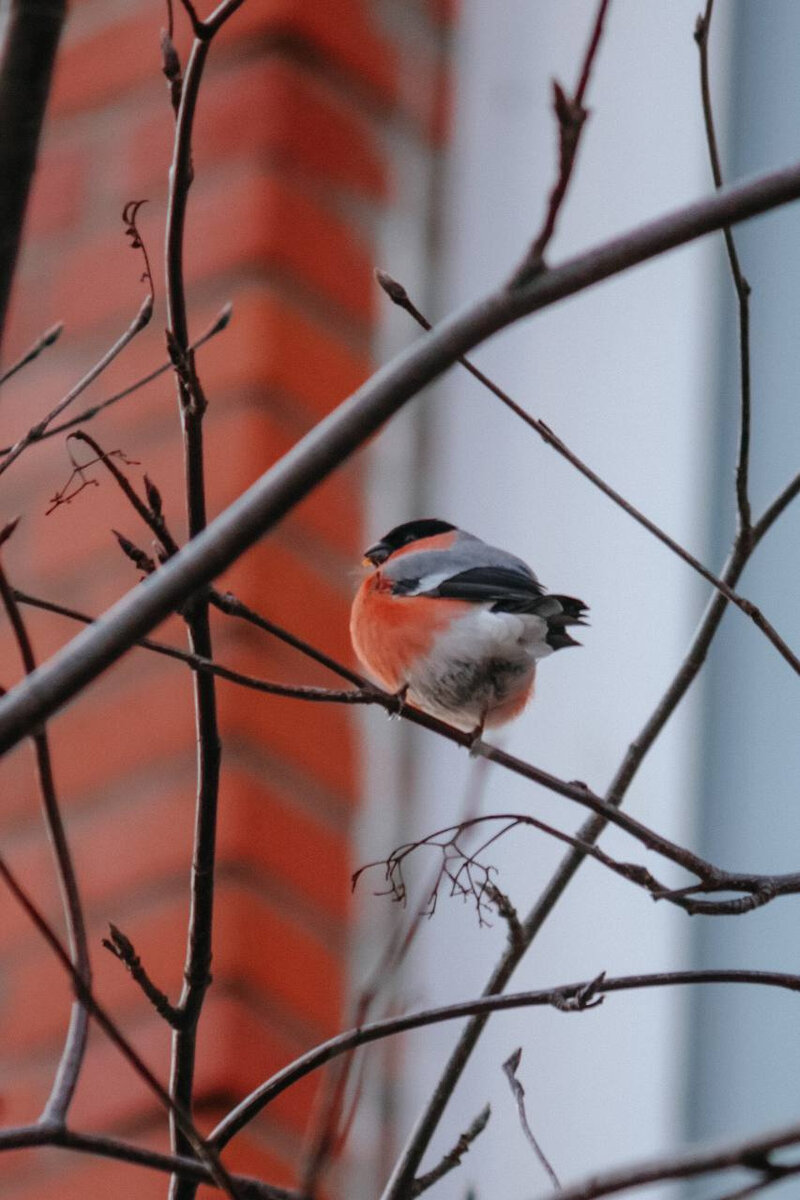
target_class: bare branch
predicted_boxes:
[14,584,377,703]
[707,1174,795,1200]
[0,320,63,386]
[103,923,181,1027]
[0,851,242,1198]
[0,158,799,754]
[177,0,204,38]
[0,302,231,451]
[0,295,152,478]
[160,14,229,1194]
[538,1115,800,1200]
[755,471,800,543]
[209,589,366,685]
[509,0,612,285]
[411,1104,491,1198]
[18,578,800,922]
[696,0,753,534]
[209,969,800,1151]
[0,554,90,1123]
[502,1048,560,1188]
[201,0,247,38]
[64,430,179,557]
[0,1124,296,1199]
[354,807,800,921]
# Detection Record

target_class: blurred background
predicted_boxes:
[1,1,800,1197]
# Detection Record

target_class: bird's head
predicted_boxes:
[362,519,456,567]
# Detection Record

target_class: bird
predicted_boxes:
[350,518,588,740]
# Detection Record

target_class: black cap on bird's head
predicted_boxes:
[362,518,456,567]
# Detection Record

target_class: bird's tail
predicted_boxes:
[544,594,589,650]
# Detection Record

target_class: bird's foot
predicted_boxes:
[467,717,487,757]
[388,684,409,720]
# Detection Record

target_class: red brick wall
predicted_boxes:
[0,1,451,1195]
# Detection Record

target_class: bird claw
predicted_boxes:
[468,736,485,758]
[468,718,487,757]
[387,684,409,721]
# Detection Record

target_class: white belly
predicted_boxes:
[405,607,551,731]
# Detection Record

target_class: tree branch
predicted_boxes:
[0,551,90,1123]
[0,302,230,452]
[0,295,152,478]
[0,319,62,386]
[696,0,753,535]
[103,923,182,1027]
[538,1112,800,1200]
[0,1124,295,1199]
[14,585,377,703]
[160,15,228,1196]
[411,1104,491,1198]
[209,969,800,1151]
[1,157,800,751]
[509,0,612,286]
[0,850,243,1198]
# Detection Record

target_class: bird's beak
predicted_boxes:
[363,541,390,567]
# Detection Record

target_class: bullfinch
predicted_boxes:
[350,519,588,738]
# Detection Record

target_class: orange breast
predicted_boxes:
[350,572,471,692]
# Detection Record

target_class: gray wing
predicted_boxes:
[381,530,538,593]
[382,532,588,650]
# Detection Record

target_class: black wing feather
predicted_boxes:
[432,566,545,609]
[431,567,588,650]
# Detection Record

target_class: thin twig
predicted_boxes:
[122,199,156,299]
[0,851,243,1198]
[13,585,375,703]
[706,1175,794,1200]
[0,303,231,451]
[535,1119,800,1200]
[161,18,226,1197]
[209,589,365,685]
[0,551,90,1123]
[502,1048,560,1188]
[509,0,611,286]
[209,969,800,1150]
[411,1104,491,1198]
[376,271,800,677]
[9,590,800,915]
[0,295,152,478]
[696,0,753,535]
[0,1124,296,1199]
[65,430,179,555]
[300,758,494,1198]
[0,321,63,387]
[103,923,181,1026]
